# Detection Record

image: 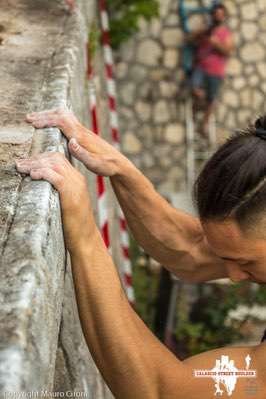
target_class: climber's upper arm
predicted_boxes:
[158,344,265,398]
[162,208,227,282]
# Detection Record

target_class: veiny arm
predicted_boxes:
[110,161,227,282]
[70,231,266,399]
[25,109,227,282]
[16,152,266,399]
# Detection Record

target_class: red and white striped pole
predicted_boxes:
[99,0,135,304]
[87,48,110,250]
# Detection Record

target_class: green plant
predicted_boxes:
[88,22,101,63]
[107,0,159,49]
[174,284,244,356]
[130,236,159,328]
[250,285,266,306]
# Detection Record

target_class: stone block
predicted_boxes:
[162,29,183,47]
[135,101,152,122]
[257,62,266,79]
[153,100,170,123]
[122,132,142,154]
[163,49,178,69]
[227,58,242,76]
[115,62,128,80]
[120,82,136,106]
[129,65,147,83]
[223,90,239,108]
[239,88,252,107]
[240,43,265,63]
[241,22,258,41]
[165,123,184,144]
[241,3,258,20]
[137,39,162,66]
[159,0,172,18]
[150,19,162,37]
[159,80,177,97]
[232,77,246,91]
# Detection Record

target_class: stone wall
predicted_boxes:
[115,0,266,195]
[0,0,118,396]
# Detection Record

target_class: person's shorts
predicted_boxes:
[191,68,223,103]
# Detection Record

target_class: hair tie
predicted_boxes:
[255,128,266,140]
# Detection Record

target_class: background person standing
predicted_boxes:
[190,3,234,137]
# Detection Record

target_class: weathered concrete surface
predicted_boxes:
[0,0,114,396]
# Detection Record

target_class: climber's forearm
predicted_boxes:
[70,228,176,399]
[72,128,195,274]
[111,162,187,263]
[110,162,227,282]
[26,110,225,282]
[110,163,197,275]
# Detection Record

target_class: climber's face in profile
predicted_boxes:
[202,219,266,285]
[212,6,227,24]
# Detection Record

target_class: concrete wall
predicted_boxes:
[115,0,266,195]
[0,0,118,396]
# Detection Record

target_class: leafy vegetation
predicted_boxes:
[174,284,245,356]
[107,0,159,49]
[88,22,101,62]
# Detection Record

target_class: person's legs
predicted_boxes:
[191,68,206,104]
[202,101,216,135]
[202,75,223,136]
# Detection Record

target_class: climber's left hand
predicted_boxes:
[15,152,96,254]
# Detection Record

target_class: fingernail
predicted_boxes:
[70,138,79,150]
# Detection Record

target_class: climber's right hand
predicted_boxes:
[68,137,131,177]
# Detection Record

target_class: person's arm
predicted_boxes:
[16,152,266,399]
[210,34,234,56]
[186,29,206,44]
[70,236,266,399]
[110,160,226,282]
[25,109,227,282]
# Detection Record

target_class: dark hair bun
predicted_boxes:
[255,115,266,130]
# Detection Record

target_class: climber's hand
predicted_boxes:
[26,107,83,142]
[15,153,96,254]
[68,137,129,177]
[26,108,129,177]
